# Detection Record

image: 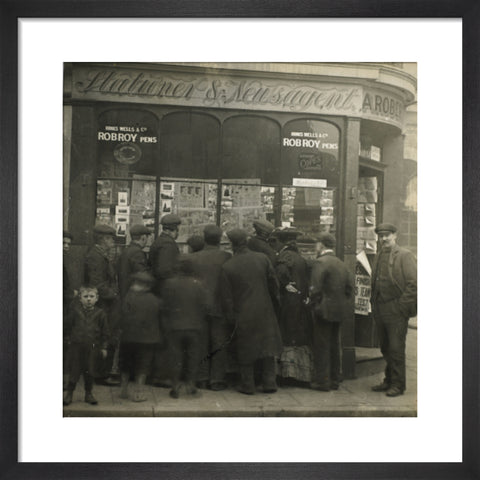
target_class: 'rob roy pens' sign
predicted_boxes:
[72,67,405,128]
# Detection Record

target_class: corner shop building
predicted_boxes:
[63,62,417,378]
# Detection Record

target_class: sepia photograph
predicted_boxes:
[62,61,418,418]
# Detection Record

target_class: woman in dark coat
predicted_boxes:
[221,229,282,395]
[269,228,312,384]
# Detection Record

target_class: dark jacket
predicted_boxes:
[162,274,208,332]
[149,232,180,285]
[118,242,149,298]
[221,246,282,363]
[309,252,355,323]
[371,244,417,318]
[121,289,163,344]
[64,303,110,347]
[247,235,277,265]
[84,245,118,302]
[275,246,310,345]
[190,245,232,317]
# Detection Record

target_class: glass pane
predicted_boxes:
[95,175,157,248]
[160,113,220,178]
[223,116,280,183]
[97,109,159,178]
[158,178,218,244]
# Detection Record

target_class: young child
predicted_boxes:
[162,257,208,398]
[63,285,109,406]
[119,271,163,402]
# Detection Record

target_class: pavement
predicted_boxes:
[63,324,417,418]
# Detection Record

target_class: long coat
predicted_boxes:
[221,246,282,363]
[117,242,149,298]
[84,245,118,302]
[371,244,417,318]
[149,233,180,289]
[190,245,232,317]
[275,246,310,345]
[121,289,163,344]
[309,252,354,323]
[247,235,277,265]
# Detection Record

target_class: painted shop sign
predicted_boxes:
[71,67,405,128]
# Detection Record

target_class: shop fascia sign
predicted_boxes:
[72,67,405,127]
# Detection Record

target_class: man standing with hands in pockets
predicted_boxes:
[370,223,417,398]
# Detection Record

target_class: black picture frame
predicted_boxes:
[1,1,478,479]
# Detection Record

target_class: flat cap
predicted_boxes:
[93,224,116,236]
[253,219,275,235]
[317,232,336,249]
[374,223,397,234]
[130,224,152,236]
[270,227,301,242]
[160,214,181,227]
[187,235,205,252]
[203,224,223,242]
[131,271,156,284]
[63,230,73,240]
[227,228,248,245]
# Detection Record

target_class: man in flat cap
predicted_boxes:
[370,223,417,397]
[148,214,181,386]
[149,214,182,293]
[220,228,282,395]
[247,219,277,265]
[309,232,354,391]
[84,224,120,384]
[190,224,232,390]
[117,224,152,299]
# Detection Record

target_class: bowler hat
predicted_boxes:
[375,223,397,234]
[253,219,274,236]
[160,214,181,227]
[130,224,152,236]
[93,224,116,236]
[131,271,156,284]
[227,228,248,245]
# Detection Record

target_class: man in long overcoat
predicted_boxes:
[84,224,120,383]
[370,223,417,397]
[309,233,354,391]
[117,224,151,299]
[148,214,181,385]
[221,229,282,395]
[247,219,277,265]
[190,225,232,390]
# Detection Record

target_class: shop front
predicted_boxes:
[63,62,416,378]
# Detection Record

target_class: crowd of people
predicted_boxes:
[63,216,417,406]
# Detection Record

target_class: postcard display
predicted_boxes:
[96,175,156,246]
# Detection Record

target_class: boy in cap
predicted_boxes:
[84,224,120,384]
[221,229,282,395]
[309,233,354,392]
[370,223,417,397]
[118,224,151,299]
[247,219,277,265]
[162,256,208,398]
[63,285,109,406]
[119,271,163,402]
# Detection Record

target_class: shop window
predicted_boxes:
[160,112,220,179]
[223,116,280,183]
[97,109,159,178]
[281,119,340,187]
